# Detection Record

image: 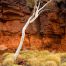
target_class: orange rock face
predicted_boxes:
[30,35,42,50]
[0,0,66,52]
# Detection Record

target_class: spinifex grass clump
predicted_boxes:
[1,50,66,66]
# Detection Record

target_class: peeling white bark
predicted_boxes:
[14,0,52,60]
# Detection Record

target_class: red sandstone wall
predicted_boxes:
[0,0,66,52]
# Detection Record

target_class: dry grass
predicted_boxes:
[0,50,66,66]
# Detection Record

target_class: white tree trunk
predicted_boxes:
[14,0,52,60]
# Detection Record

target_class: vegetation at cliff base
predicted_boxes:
[1,50,66,66]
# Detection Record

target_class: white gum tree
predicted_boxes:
[14,0,52,60]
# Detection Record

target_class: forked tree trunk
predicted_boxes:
[14,0,52,60]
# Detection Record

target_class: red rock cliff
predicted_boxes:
[0,0,66,52]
